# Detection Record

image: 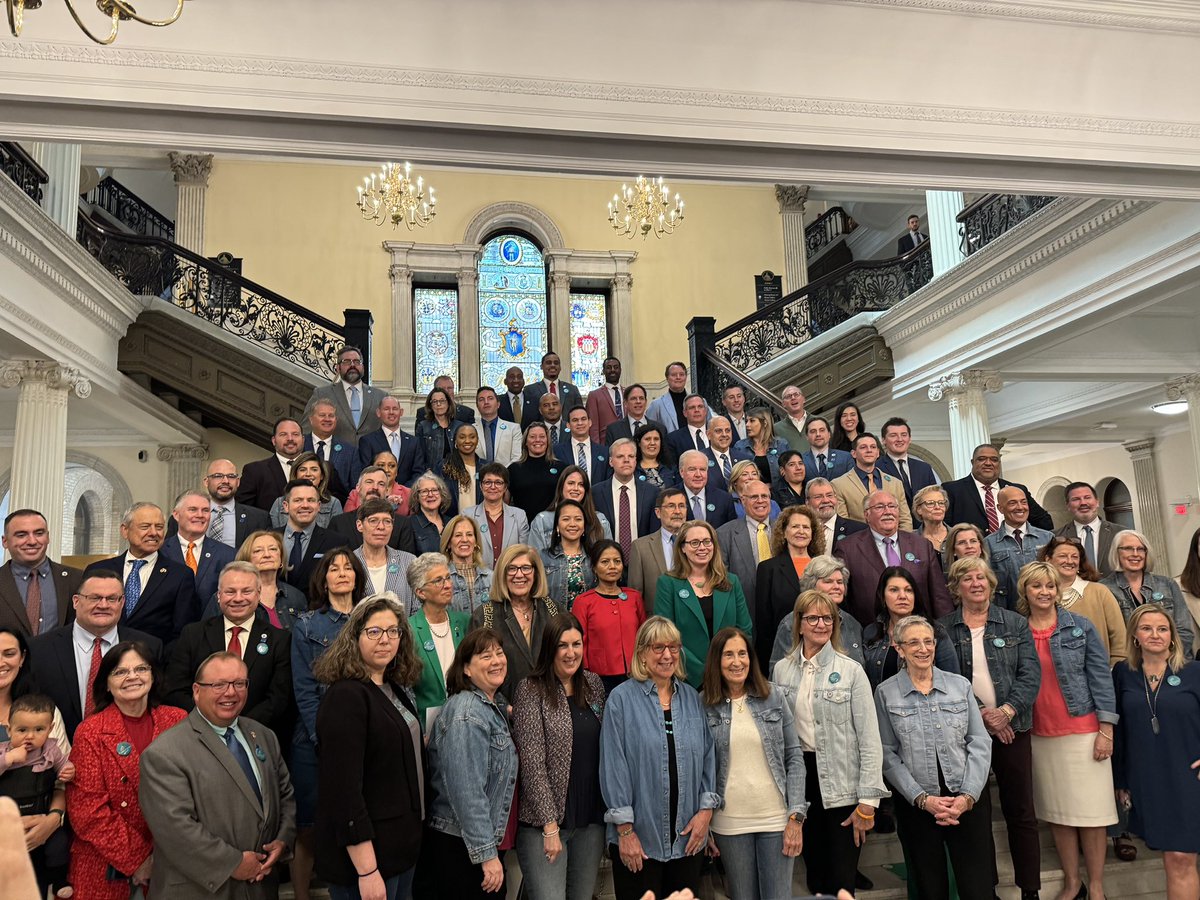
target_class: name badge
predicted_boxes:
[828,672,841,684]
[992,638,1006,648]
[1168,675,1182,686]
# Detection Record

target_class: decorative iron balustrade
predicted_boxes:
[805,206,856,258]
[957,193,1057,256]
[77,214,343,377]
[0,141,49,204]
[85,175,175,240]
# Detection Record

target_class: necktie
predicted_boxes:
[577,442,588,476]
[632,420,642,432]
[390,431,400,460]
[884,537,901,567]
[349,386,362,428]
[228,625,243,657]
[124,559,145,616]
[223,727,262,805]
[692,495,704,521]
[83,637,103,718]
[1083,524,1096,566]
[484,421,495,462]
[983,485,1000,533]
[613,387,623,418]
[695,429,707,450]
[185,541,198,574]
[513,395,522,422]
[550,424,559,445]
[897,459,912,496]
[756,522,771,563]
[288,532,305,574]
[316,439,326,461]
[24,570,41,633]
[208,506,224,542]
[1012,529,1023,551]
[720,453,732,479]
[549,382,557,396]
[618,486,632,560]
[817,453,827,476]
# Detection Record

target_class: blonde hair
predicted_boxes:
[947,556,998,601]
[789,589,844,656]
[748,409,776,448]
[629,616,686,682]
[1126,603,1186,673]
[440,514,484,569]
[728,459,761,497]
[1015,561,1061,616]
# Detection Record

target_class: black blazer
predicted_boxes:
[326,510,417,554]
[28,624,162,739]
[235,456,289,512]
[83,553,200,647]
[896,232,926,255]
[272,526,349,591]
[159,537,236,614]
[682,486,738,529]
[521,381,583,428]
[357,427,427,487]
[753,554,804,664]
[497,393,521,425]
[314,678,425,883]
[167,503,271,554]
[591,478,659,539]
[0,560,82,638]
[942,476,1054,534]
[552,440,612,484]
[667,425,709,460]
[164,615,293,740]
[603,417,660,446]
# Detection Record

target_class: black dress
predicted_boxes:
[508,456,559,522]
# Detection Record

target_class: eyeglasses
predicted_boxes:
[898,639,936,650]
[423,574,453,587]
[417,488,442,496]
[506,564,535,575]
[205,473,238,481]
[481,479,507,488]
[918,499,947,508]
[683,538,714,549]
[866,503,899,512]
[649,643,682,656]
[1117,546,1147,554]
[111,665,151,679]
[78,594,123,605]
[801,615,834,626]
[196,679,250,693]
[363,626,401,642]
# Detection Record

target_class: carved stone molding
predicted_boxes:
[775,184,810,215]
[1166,374,1200,400]
[456,269,479,287]
[156,444,210,463]
[1122,437,1156,458]
[612,273,633,290]
[168,152,214,187]
[462,201,565,250]
[927,370,1002,402]
[832,0,1200,35]
[0,359,91,398]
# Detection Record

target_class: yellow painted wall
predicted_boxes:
[205,161,784,385]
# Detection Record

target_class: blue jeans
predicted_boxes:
[711,831,794,900]
[328,867,412,900]
[514,823,606,900]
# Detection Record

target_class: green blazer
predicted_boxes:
[772,418,810,453]
[409,607,471,727]
[654,573,753,688]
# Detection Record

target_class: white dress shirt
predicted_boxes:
[610,478,640,543]
[123,551,158,593]
[222,616,255,658]
[871,529,900,566]
[570,439,593,475]
[974,478,1000,510]
[72,622,119,714]
[276,452,296,481]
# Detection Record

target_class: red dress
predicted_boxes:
[572,587,647,676]
[66,703,187,899]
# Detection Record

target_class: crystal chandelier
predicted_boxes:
[6,0,189,45]
[608,175,685,239]
[355,162,437,230]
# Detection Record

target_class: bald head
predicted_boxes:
[998,486,1030,527]
[204,459,239,502]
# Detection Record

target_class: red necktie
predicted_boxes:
[549,383,557,396]
[619,486,632,561]
[83,638,103,718]
[228,626,243,657]
[25,570,42,633]
[983,485,1000,534]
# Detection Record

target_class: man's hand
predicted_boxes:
[259,840,287,876]
[21,813,58,851]
[232,850,266,881]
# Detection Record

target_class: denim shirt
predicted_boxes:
[1037,608,1119,724]
[449,565,493,615]
[939,604,1041,732]
[600,677,719,861]
[703,689,805,819]
[769,609,864,674]
[427,686,518,864]
[862,619,960,691]
[529,510,612,552]
[772,642,889,810]
[292,605,351,745]
[1100,572,1195,662]
[875,668,993,803]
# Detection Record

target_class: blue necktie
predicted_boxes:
[224,727,262,804]
[349,386,362,428]
[288,531,305,574]
[577,442,588,476]
[123,559,145,616]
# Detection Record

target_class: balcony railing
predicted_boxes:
[957,193,1057,256]
[0,141,49,205]
[84,175,175,241]
[805,206,856,258]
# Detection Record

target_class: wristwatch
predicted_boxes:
[787,812,804,824]
[49,809,66,827]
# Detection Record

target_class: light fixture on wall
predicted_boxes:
[607,175,684,239]
[1151,400,1188,415]
[355,162,436,230]
[5,0,188,45]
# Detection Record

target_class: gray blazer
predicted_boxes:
[354,546,417,614]
[463,503,530,567]
[303,381,388,445]
[716,517,772,617]
[139,709,296,900]
[1054,518,1118,576]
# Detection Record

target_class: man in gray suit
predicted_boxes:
[716,479,775,617]
[302,345,387,445]
[626,488,689,611]
[0,508,82,637]
[1055,481,1119,576]
[140,651,295,899]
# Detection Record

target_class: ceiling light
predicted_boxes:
[1151,400,1188,416]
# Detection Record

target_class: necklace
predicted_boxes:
[1143,668,1165,735]
[429,620,450,638]
[512,603,533,623]
[730,693,747,713]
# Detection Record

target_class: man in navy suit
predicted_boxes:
[877,417,939,509]
[554,405,611,483]
[805,477,867,553]
[942,443,1054,534]
[667,394,716,459]
[357,396,426,486]
[236,417,304,512]
[896,214,927,255]
[604,384,658,445]
[521,351,582,428]
[84,502,199,646]
[703,416,752,491]
[801,416,853,481]
[273,480,346,591]
[679,450,736,529]
[161,490,236,611]
[304,398,359,503]
[592,439,659,552]
[171,460,271,554]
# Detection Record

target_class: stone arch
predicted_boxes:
[1037,475,1071,530]
[462,201,566,250]
[910,442,952,483]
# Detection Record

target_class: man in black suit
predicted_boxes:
[357,396,427,486]
[896,214,927,255]
[303,398,358,504]
[703,417,752,492]
[603,384,657,445]
[805,477,868,553]
[554,405,612,483]
[667,394,715,459]
[165,561,292,741]
[877,417,939,509]
[28,570,161,738]
[236,417,305,512]
[1055,481,1119,576]
[943,443,1053,535]
[171,459,271,553]
[161,490,236,609]
[521,351,582,428]
[679,450,737,529]
[325,466,417,553]
[85,502,199,647]
[274,480,346,591]
[592,440,659,556]
[498,365,526,424]
[0,508,82,637]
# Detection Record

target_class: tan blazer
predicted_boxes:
[627,532,672,613]
[831,469,913,530]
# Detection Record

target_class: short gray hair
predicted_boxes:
[219,560,260,586]
[798,554,850,593]
[1110,528,1158,573]
[121,501,163,527]
[893,615,934,645]
[804,477,834,499]
[609,437,636,455]
[413,471,451,512]
[407,552,450,595]
[172,490,208,511]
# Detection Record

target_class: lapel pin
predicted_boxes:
[678,589,689,598]
[158,568,167,574]
[1168,674,1182,686]
[1071,626,1084,637]
[828,672,841,684]
[904,552,916,562]
[116,741,132,756]
[618,592,628,601]
[254,745,267,761]
[423,639,435,652]
[706,503,715,512]
[992,638,1006,648]
[1152,592,1165,601]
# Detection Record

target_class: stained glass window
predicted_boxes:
[413,286,459,396]
[478,234,548,389]
[568,291,609,392]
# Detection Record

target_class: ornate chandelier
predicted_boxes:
[6,0,189,45]
[355,161,437,230]
[608,175,685,239]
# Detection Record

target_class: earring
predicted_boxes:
[1133,641,1140,648]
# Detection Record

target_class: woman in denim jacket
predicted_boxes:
[701,627,804,900]
[862,566,959,691]
[539,500,598,611]
[768,555,864,674]
[1020,561,1119,900]
[423,627,518,899]
[940,556,1042,900]
[773,589,886,897]
[875,615,995,900]
[1100,528,1195,661]
[599,616,719,900]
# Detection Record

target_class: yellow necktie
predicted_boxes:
[756,523,771,562]
[185,541,198,574]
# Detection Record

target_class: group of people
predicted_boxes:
[1,344,1199,900]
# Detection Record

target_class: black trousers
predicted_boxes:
[893,787,996,900]
[413,826,492,900]
[799,752,862,896]
[609,844,703,900]
[992,729,1040,892]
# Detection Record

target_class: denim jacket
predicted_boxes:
[875,668,992,803]
[427,686,518,864]
[540,545,598,609]
[1037,608,1119,724]
[769,609,864,674]
[600,677,719,861]
[449,565,492,615]
[1100,572,1195,662]
[862,619,960,691]
[939,604,1041,732]
[772,642,889,810]
[292,605,350,746]
[703,688,805,819]
[529,510,612,552]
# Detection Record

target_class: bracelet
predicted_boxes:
[958,794,975,812]
[357,868,378,878]
[855,806,876,820]
[617,826,634,837]
[1096,731,1114,742]
[915,792,929,811]
[1001,704,1016,721]
[542,828,559,838]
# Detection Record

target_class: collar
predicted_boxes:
[614,476,635,488]
[223,616,255,633]
[870,528,899,544]
[178,534,205,552]
[896,667,950,696]
[73,621,119,651]
[127,551,158,567]
[973,478,998,492]
[197,709,241,736]
[1074,517,1100,531]
[286,523,316,541]
[9,558,50,579]
[800,641,836,671]
[276,452,296,468]
[688,489,706,502]
[311,431,335,443]
[811,445,831,456]
[1002,522,1027,539]
[788,414,807,428]
[887,454,908,465]
[212,497,236,512]
[636,676,679,696]
[745,514,769,528]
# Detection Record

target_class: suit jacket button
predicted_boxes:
[120,800,128,808]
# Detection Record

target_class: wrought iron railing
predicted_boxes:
[957,193,1057,256]
[84,175,175,241]
[805,205,856,258]
[0,141,49,205]
[76,214,343,377]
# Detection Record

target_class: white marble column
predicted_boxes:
[775,184,810,292]
[609,271,635,368]
[156,444,210,511]
[548,270,573,368]
[1167,374,1200,502]
[925,190,966,277]
[167,152,214,255]
[456,267,480,393]
[1123,437,1170,571]
[927,370,1003,478]
[28,142,82,232]
[0,360,91,541]
[388,263,415,399]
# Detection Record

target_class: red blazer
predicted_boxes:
[586,385,623,445]
[573,587,647,676]
[67,703,187,899]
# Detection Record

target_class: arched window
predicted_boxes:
[73,496,93,555]
[413,286,459,396]
[478,233,548,389]
[568,290,609,391]
[1104,479,1135,530]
